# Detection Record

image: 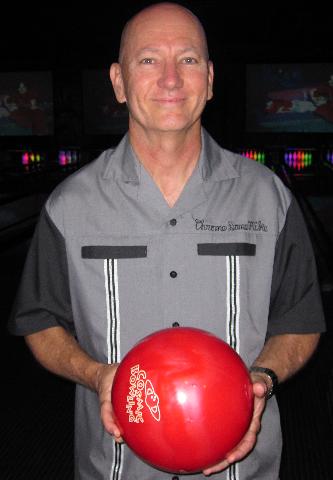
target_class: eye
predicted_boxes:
[181,57,198,64]
[140,58,155,64]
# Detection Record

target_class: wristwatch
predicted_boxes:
[249,366,278,399]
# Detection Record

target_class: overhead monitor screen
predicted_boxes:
[0,71,54,136]
[246,63,333,133]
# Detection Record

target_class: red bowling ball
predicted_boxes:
[111,327,254,474]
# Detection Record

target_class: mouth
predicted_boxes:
[154,97,185,105]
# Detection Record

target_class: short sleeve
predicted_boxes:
[7,206,75,336]
[267,196,326,337]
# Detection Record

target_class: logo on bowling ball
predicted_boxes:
[126,364,161,423]
[145,379,161,421]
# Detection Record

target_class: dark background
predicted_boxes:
[1,2,332,150]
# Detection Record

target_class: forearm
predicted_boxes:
[252,333,320,383]
[25,326,102,391]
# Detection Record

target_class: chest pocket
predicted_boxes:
[197,242,256,256]
[81,245,147,259]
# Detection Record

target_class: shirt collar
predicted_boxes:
[199,128,239,182]
[102,128,239,183]
[103,133,140,184]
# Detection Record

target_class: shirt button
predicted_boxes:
[170,271,177,278]
[172,322,180,328]
[170,218,177,226]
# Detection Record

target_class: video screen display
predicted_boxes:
[82,69,128,135]
[0,71,54,136]
[246,63,333,133]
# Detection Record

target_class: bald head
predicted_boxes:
[110,1,214,135]
[118,2,209,64]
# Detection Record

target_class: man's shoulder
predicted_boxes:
[49,148,115,200]
[203,130,278,185]
[221,147,275,181]
[221,145,286,187]
[212,141,293,215]
[44,147,116,223]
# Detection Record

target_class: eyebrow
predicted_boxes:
[136,46,202,56]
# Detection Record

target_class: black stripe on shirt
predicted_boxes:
[82,245,147,259]
[198,243,256,256]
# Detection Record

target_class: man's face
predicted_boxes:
[110,6,213,135]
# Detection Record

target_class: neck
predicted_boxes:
[129,123,202,207]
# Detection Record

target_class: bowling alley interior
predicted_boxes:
[1,3,333,479]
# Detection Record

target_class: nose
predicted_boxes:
[157,60,184,90]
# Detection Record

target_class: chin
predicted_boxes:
[153,125,189,133]
[152,117,192,132]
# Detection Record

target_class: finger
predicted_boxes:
[202,427,258,476]
[203,383,268,475]
[202,422,258,475]
[203,459,230,476]
[100,399,122,437]
[225,429,257,464]
[225,396,266,463]
[113,435,124,444]
[252,394,267,420]
[253,381,267,398]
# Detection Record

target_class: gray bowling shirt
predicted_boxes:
[9,129,325,480]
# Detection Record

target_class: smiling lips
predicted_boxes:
[154,97,185,104]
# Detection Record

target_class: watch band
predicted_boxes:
[249,366,278,399]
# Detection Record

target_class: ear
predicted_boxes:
[207,60,214,101]
[110,63,127,103]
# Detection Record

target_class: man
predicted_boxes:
[8,2,325,479]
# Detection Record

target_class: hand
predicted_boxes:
[202,374,268,476]
[95,363,123,443]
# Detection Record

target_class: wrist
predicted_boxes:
[93,362,118,393]
[88,361,106,393]
[93,363,105,393]
[249,366,278,399]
